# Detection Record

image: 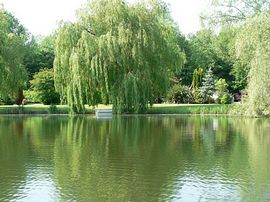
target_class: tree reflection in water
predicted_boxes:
[0,116,270,201]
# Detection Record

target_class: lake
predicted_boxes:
[0,115,270,201]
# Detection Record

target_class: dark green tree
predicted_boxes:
[188,30,216,73]
[212,27,236,91]
[24,35,55,80]
[175,33,191,85]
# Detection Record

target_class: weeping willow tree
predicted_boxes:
[54,0,185,113]
[0,9,27,101]
[235,12,270,116]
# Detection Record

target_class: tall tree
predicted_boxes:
[212,27,237,91]
[54,0,185,113]
[24,35,55,80]
[175,33,190,85]
[188,30,216,72]
[0,8,28,101]
[235,12,270,116]
[181,29,235,90]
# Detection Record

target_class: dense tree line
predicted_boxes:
[0,0,270,116]
[0,8,55,104]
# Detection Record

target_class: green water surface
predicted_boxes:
[0,115,270,201]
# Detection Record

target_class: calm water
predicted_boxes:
[0,115,270,201]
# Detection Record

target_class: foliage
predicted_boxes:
[175,33,191,85]
[192,89,203,104]
[200,68,215,103]
[212,27,236,90]
[148,104,231,114]
[24,90,38,103]
[30,68,60,105]
[48,104,58,114]
[220,93,231,104]
[0,9,28,100]
[200,1,269,95]
[191,68,204,103]
[180,28,237,90]
[203,0,270,26]
[230,60,249,91]
[54,0,185,113]
[188,30,216,73]
[215,78,229,103]
[192,68,204,90]
[167,84,192,104]
[24,35,55,80]
[235,12,270,116]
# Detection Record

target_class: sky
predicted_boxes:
[0,0,209,36]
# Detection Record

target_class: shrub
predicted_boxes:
[167,84,192,104]
[0,97,14,105]
[220,93,231,104]
[192,88,203,104]
[215,78,231,104]
[24,90,39,103]
[30,68,60,105]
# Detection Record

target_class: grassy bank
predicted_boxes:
[0,104,232,115]
[147,104,232,115]
[0,104,112,115]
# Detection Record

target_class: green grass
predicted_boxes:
[0,103,232,115]
[147,104,232,115]
[0,104,111,115]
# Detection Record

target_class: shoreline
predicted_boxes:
[0,104,232,116]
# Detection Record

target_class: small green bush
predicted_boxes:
[220,93,230,104]
[215,78,231,104]
[167,84,192,104]
[30,68,60,105]
[24,90,39,103]
[192,89,203,104]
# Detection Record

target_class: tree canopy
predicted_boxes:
[54,0,185,113]
[203,0,270,26]
[0,9,28,99]
[30,68,60,105]
[24,35,55,80]
[235,12,270,116]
